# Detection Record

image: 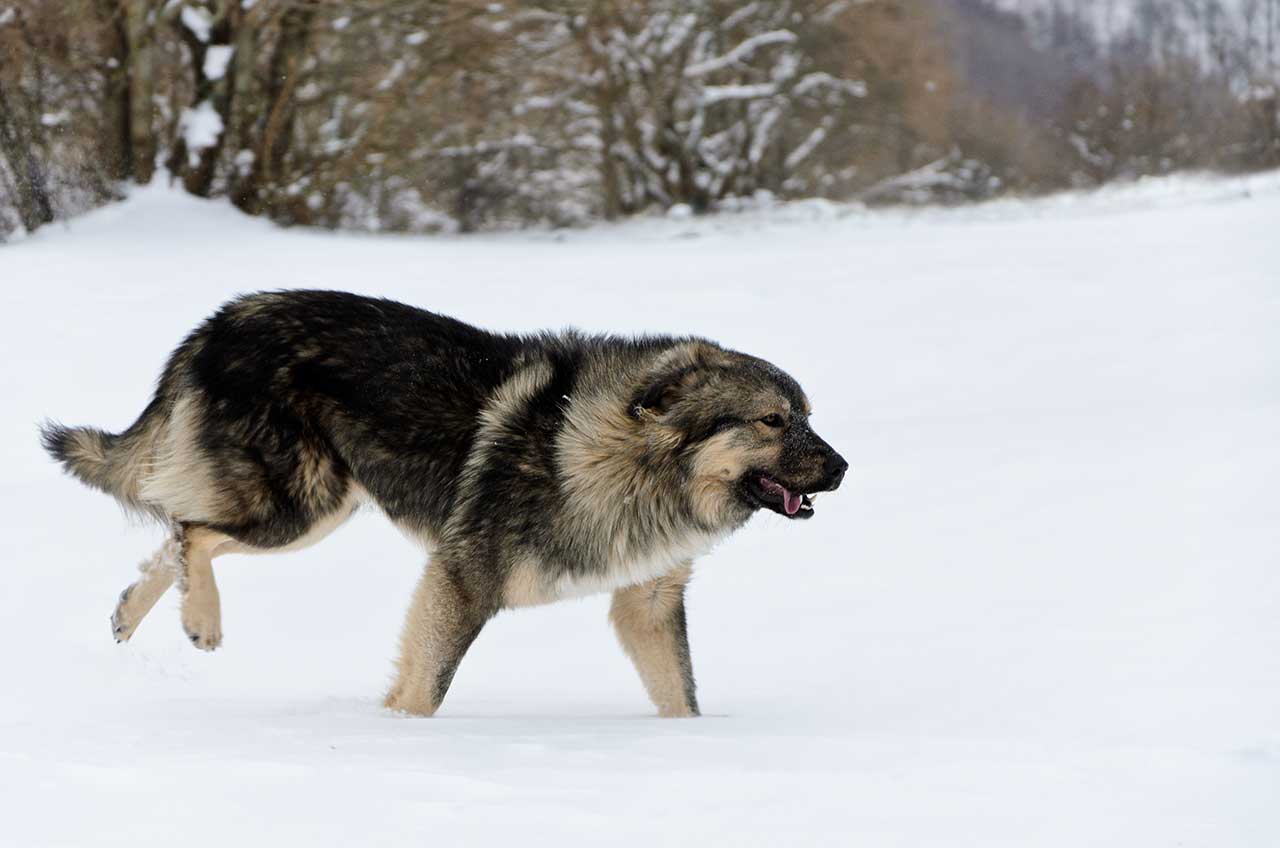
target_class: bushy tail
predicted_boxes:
[40,401,164,513]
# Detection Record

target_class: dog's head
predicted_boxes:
[632,343,848,528]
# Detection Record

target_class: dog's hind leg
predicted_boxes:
[110,535,181,643]
[385,559,494,716]
[609,562,699,717]
[176,524,233,652]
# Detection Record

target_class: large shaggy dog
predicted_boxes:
[42,290,847,716]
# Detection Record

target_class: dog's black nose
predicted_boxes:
[824,453,849,490]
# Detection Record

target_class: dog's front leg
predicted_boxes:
[610,562,699,717]
[385,559,493,716]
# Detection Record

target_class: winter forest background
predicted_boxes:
[2,0,1279,236]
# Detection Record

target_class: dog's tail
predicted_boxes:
[40,399,166,514]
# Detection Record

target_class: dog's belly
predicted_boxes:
[502,530,725,608]
[222,486,366,556]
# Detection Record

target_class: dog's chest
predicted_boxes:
[502,530,725,607]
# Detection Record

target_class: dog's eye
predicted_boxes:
[759,413,785,428]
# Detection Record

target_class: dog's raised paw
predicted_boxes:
[110,588,136,643]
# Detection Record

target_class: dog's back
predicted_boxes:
[44,290,524,546]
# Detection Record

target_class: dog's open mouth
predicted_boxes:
[745,473,815,520]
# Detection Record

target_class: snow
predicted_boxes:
[203,45,234,82]
[683,29,797,77]
[783,125,826,170]
[179,101,225,162]
[2,173,1278,846]
[700,82,778,104]
[794,71,868,99]
[180,5,212,44]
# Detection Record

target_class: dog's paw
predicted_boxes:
[383,687,437,716]
[110,586,136,643]
[656,704,700,718]
[181,594,222,652]
[183,617,222,651]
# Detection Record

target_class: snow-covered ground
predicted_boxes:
[1,174,1277,846]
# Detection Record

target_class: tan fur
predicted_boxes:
[110,535,181,642]
[557,386,725,593]
[557,531,721,599]
[58,420,165,514]
[610,563,696,717]
[496,343,744,609]
[558,375,684,557]
[502,555,553,607]
[137,394,227,523]
[112,487,365,647]
[475,351,734,610]
[139,391,345,527]
[688,428,780,527]
[178,526,233,651]
[502,537,720,608]
[385,560,475,716]
[546,342,757,600]
[444,358,554,537]
[644,341,734,385]
[292,439,341,508]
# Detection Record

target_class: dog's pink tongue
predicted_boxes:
[760,476,803,515]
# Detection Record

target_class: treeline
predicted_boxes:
[1,0,1277,237]
[940,0,1280,188]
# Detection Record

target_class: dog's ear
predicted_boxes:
[632,364,699,419]
[631,343,727,421]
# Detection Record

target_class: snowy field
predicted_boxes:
[1,174,1278,846]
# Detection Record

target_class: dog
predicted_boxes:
[41,290,847,716]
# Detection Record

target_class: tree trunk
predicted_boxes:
[0,84,55,232]
[235,6,314,217]
[599,91,623,220]
[87,1,132,182]
[123,0,156,183]
[225,2,260,201]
